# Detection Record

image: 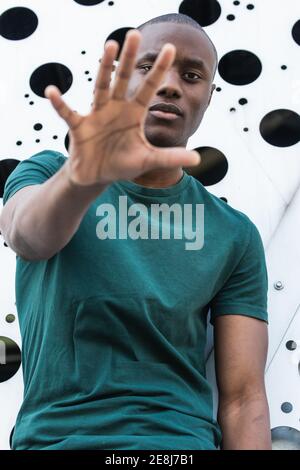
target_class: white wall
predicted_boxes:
[0,0,299,450]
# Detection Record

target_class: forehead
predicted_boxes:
[137,22,215,75]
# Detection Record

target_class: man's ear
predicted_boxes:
[207,83,216,107]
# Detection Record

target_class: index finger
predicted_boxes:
[132,43,176,109]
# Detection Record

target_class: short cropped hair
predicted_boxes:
[137,13,218,80]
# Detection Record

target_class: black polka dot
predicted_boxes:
[243,127,249,132]
[33,123,43,131]
[227,15,235,21]
[218,50,262,85]
[183,147,228,186]
[271,426,300,449]
[230,107,236,112]
[105,27,134,61]
[216,87,222,91]
[73,0,105,5]
[0,7,38,40]
[292,20,300,46]
[281,65,287,70]
[220,197,228,203]
[0,159,20,197]
[281,402,293,413]
[0,336,21,382]
[233,1,240,4]
[247,4,255,9]
[286,340,297,351]
[260,109,300,147]
[179,0,221,27]
[239,98,248,105]
[30,63,73,98]
[65,133,70,152]
[5,314,15,324]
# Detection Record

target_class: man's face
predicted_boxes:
[126,22,216,148]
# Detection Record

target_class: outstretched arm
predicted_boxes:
[1,29,200,261]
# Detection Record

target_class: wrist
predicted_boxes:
[61,159,109,197]
[61,160,108,204]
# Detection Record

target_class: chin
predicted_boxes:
[144,128,180,148]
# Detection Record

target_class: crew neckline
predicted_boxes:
[115,170,191,197]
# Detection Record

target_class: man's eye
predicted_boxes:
[138,66,201,81]
[139,65,152,72]
[185,72,202,80]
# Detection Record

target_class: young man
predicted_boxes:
[0,13,271,450]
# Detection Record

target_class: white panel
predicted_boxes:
[265,304,300,431]
[1,0,300,451]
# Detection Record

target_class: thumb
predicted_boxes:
[143,147,201,173]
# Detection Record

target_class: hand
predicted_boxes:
[44,29,201,187]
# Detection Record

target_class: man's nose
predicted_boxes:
[156,69,182,98]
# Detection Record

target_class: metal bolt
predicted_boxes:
[274,281,284,290]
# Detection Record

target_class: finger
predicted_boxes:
[142,148,201,173]
[44,85,82,130]
[92,40,119,112]
[133,43,176,110]
[110,29,141,101]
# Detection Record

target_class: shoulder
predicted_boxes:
[3,149,68,205]
[189,175,254,240]
[25,149,68,165]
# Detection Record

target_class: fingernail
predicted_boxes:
[193,152,201,163]
[164,43,175,50]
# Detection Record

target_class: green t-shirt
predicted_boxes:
[3,150,268,450]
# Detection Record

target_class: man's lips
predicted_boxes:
[148,102,184,118]
[149,109,181,120]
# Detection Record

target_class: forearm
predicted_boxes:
[217,394,272,450]
[6,161,109,260]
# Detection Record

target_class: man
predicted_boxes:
[0,13,272,450]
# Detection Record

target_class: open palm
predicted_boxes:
[44,29,200,186]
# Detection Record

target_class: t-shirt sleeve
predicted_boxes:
[209,220,269,326]
[2,150,67,206]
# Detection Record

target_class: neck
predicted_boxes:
[132,167,184,188]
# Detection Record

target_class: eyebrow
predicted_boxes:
[136,52,210,75]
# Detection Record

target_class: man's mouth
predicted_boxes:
[149,109,181,120]
[148,102,183,121]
